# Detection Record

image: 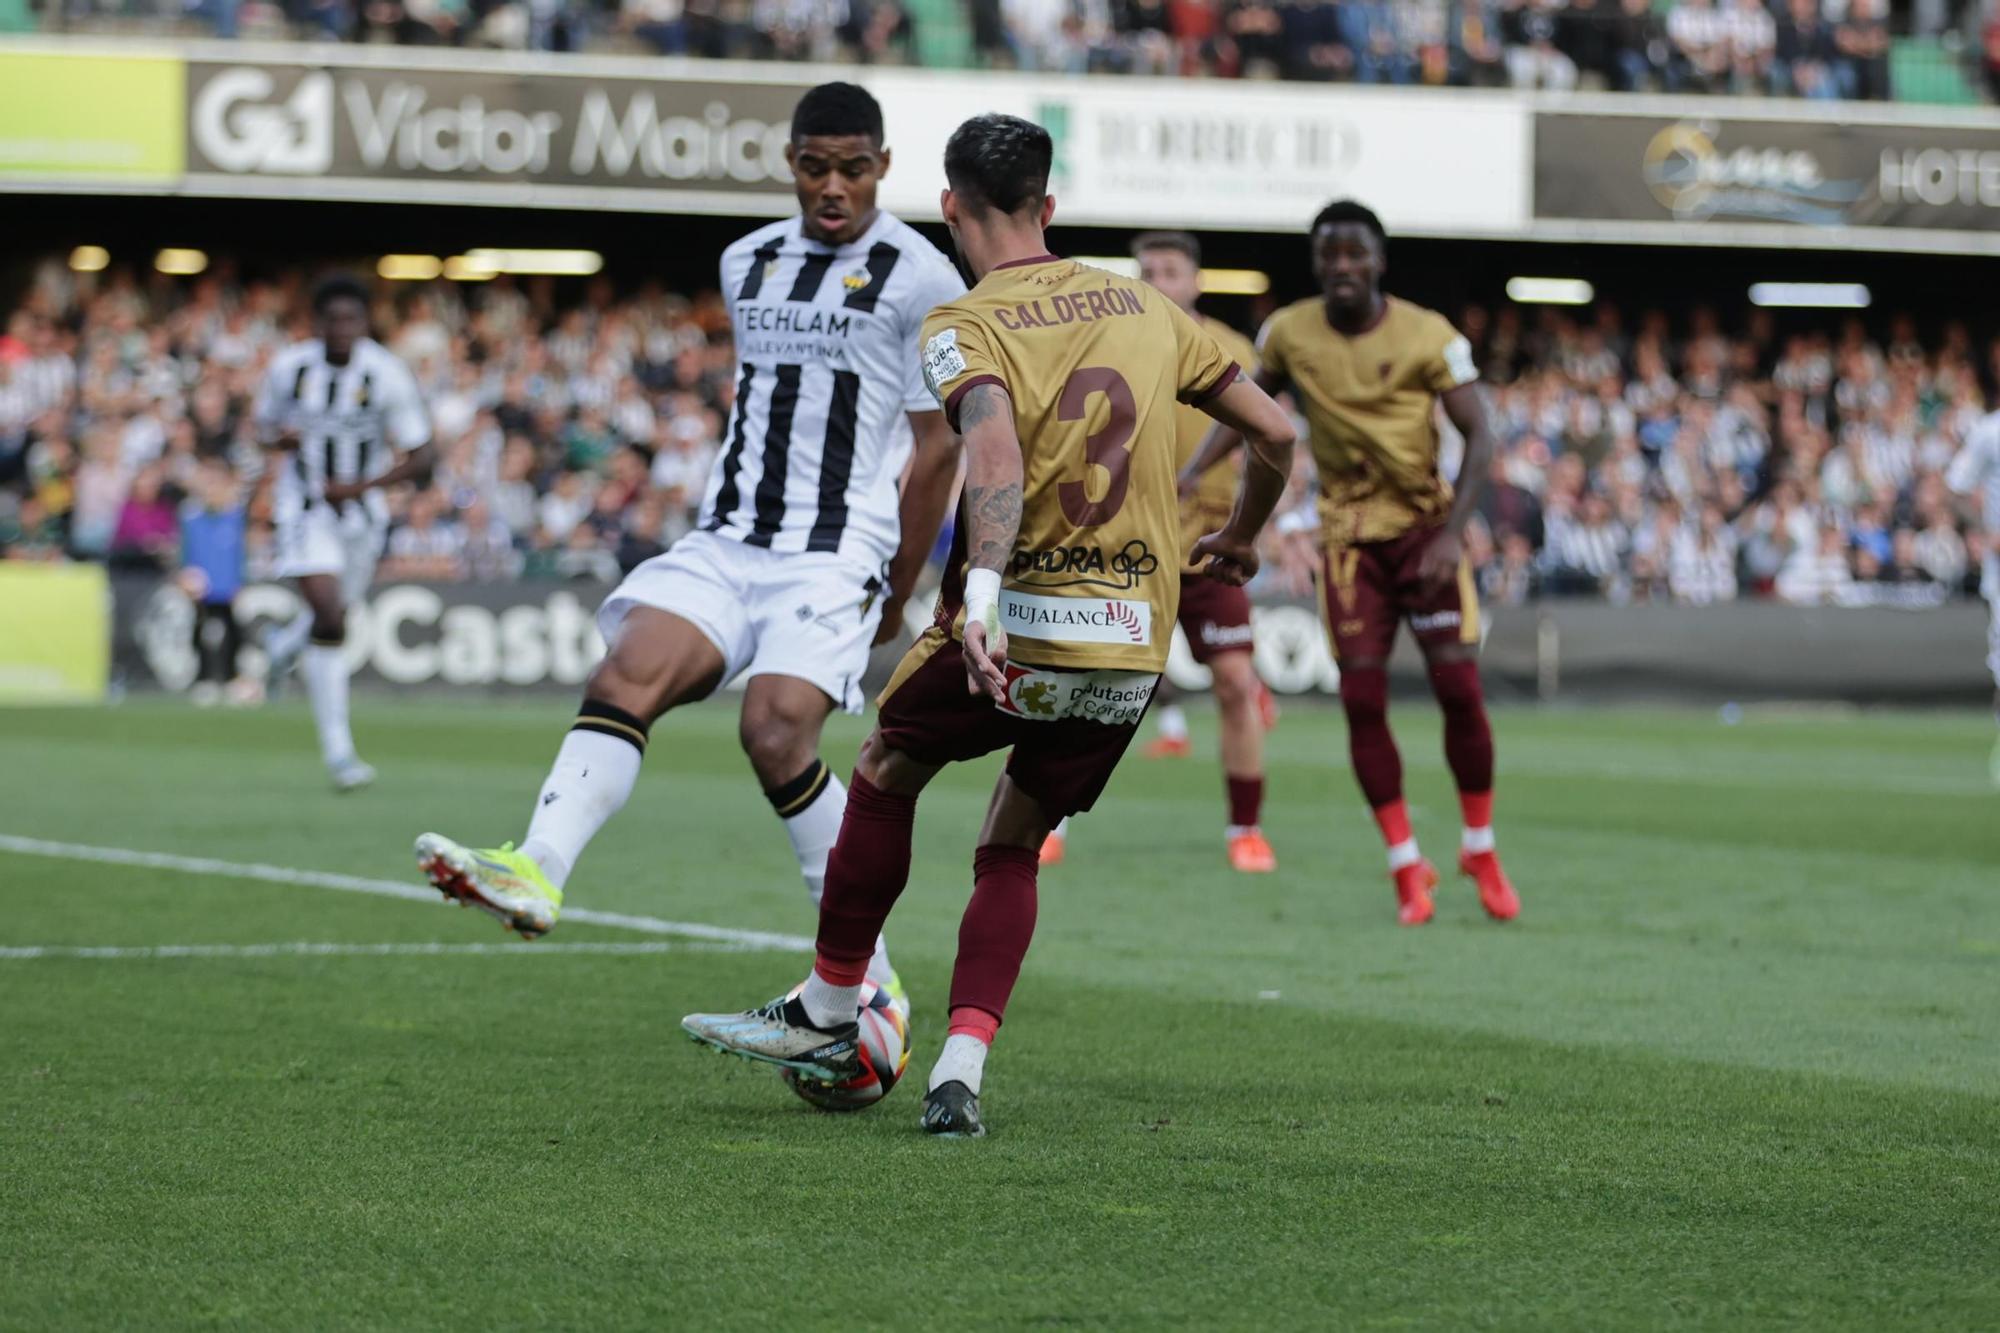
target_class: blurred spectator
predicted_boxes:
[1773,0,1839,97]
[1834,0,1892,99]
[1777,526,1857,604]
[1667,0,1730,90]
[1504,0,1577,89]
[178,459,249,706]
[1722,0,1775,92]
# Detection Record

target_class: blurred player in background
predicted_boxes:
[255,273,433,791]
[1945,405,2000,785]
[1185,200,1519,926]
[412,84,965,1014]
[683,113,1296,1136]
[1040,231,1278,874]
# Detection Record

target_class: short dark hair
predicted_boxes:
[791,82,884,145]
[1131,231,1200,265]
[311,272,369,314]
[1311,199,1387,244]
[943,114,1053,217]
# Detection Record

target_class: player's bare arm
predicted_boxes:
[1179,368,1286,497]
[1190,376,1296,587]
[878,409,963,645]
[1420,380,1500,590]
[322,442,435,505]
[956,381,1022,701]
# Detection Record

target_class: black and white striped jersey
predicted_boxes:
[253,337,430,527]
[701,211,965,566]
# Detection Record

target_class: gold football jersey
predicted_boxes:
[1257,295,1477,545]
[1177,315,1259,571]
[922,256,1240,673]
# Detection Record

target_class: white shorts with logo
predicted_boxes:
[275,505,386,604]
[597,530,886,714]
[1984,553,2000,687]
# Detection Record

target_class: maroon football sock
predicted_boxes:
[1338,665,1403,808]
[812,772,917,987]
[946,844,1041,1026]
[1429,659,1495,795]
[1225,774,1264,828]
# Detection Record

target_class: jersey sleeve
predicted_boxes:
[1419,315,1480,394]
[1254,312,1290,382]
[1169,301,1239,407]
[379,355,432,450]
[920,308,1006,433]
[902,258,970,415]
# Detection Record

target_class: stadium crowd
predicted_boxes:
[38,0,2000,101]
[0,257,1992,617]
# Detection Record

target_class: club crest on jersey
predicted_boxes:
[841,266,871,292]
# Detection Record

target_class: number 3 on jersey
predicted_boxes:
[1057,367,1136,528]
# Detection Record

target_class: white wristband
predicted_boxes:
[964,568,1002,632]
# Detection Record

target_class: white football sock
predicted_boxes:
[1461,824,1496,854]
[1156,704,1189,742]
[928,1033,989,1095]
[521,729,643,890]
[1386,837,1422,872]
[302,644,355,767]
[781,768,896,981]
[799,969,862,1029]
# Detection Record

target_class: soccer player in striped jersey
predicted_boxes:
[1945,408,2000,785]
[253,274,434,791]
[413,84,965,1015]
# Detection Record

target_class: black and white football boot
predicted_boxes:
[920,1080,987,1138]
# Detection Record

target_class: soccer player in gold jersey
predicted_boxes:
[684,113,1296,1136]
[1040,231,1279,874]
[1186,199,1521,926]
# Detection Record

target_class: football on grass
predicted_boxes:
[781,981,909,1112]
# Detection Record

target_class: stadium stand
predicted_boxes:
[26,0,1993,102]
[0,255,1991,612]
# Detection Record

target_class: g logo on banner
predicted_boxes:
[193,68,334,175]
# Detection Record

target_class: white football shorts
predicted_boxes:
[598,529,886,714]
[274,505,386,604]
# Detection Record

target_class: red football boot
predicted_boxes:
[1141,734,1193,760]
[1393,859,1438,926]
[1458,850,1520,921]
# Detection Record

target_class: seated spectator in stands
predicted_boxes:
[460,498,522,581]
[1722,0,1775,92]
[617,493,672,574]
[1504,0,1579,88]
[1170,0,1228,74]
[1914,513,1967,589]
[1226,0,1290,75]
[1669,505,1739,604]
[1667,0,1730,90]
[1545,491,1630,596]
[1485,530,1539,606]
[625,0,688,53]
[382,489,468,583]
[1833,0,1891,99]
[1559,0,1615,86]
[1004,0,1085,71]
[1450,0,1510,84]
[538,469,595,543]
[1774,0,1840,98]
[1115,0,1179,73]
[1776,525,1855,604]
[1280,0,1353,79]
[110,463,179,572]
[1342,0,1418,81]
[1986,8,2000,103]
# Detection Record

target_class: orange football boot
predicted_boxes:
[1458,850,1520,921]
[1141,734,1193,760]
[1393,859,1438,926]
[1038,830,1066,866]
[1226,828,1277,873]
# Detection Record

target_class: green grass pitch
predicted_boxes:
[2,697,1997,1329]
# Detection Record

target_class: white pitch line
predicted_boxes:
[0,941,730,961]
[0,834,813,953]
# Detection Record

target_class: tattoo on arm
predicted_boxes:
[958,383,1022,574]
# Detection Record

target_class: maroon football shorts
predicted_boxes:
[1318,523,1480,663]
[874,628,1154,820]
[1177,573,1255,665]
